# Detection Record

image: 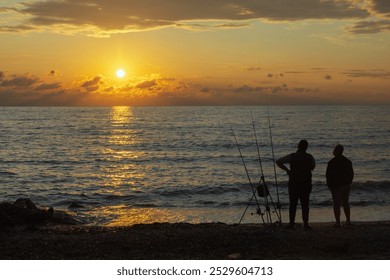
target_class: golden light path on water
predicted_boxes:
[99,106,143,190]
[90,206,187,226]
[87,206,244,226]
[92,106,204,225]
[94,106,146,224]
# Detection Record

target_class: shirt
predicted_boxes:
[326,155,354,189]
[278,150,316,185]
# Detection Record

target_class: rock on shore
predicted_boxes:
[0,198,81,229]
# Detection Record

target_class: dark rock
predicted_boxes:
[13,198,39,210]
[52,210,82,225]
[0,205,16,228]
[0,198,82,228]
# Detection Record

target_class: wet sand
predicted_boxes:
[1,221,389,260]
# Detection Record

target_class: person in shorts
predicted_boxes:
[326,144,354,227]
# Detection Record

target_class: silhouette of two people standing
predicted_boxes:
[276,140,354,229]
[276,140,315,229]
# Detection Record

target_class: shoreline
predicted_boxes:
[1,221,389,260]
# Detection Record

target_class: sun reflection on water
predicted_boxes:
[98,106,145,192]
[87,205,240,226]
[89,205,188,226]
[108,106,140,146]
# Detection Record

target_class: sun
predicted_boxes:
[116,69,126,78]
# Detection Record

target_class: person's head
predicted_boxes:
[297,139,308,151]
[333,144,344,157]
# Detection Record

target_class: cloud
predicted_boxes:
[0,7,18,14]
[247,67,262,71]
[368,0,390,16]
[0,72,66,105]
[34,82,62,91]
[0,0,369,36]
[267,73,284,78]
[1,70,388,106]
[324,74,332,80]
[0,25,36,33]
[214,22,251,29]
[0,71,94,105]
[342,69,390,78]
[346,0,390,34]
[48,70,58,77]
[0,74,40,87]
[80,75,103,92]
[233,83,316,94]
[135,79,158,89]
[348,19,390,34]
[0,6,35,33]
[235,85,266,93]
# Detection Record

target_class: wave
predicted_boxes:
[144,181,390,199]
[352,181,390,192]
[0,171,17,176]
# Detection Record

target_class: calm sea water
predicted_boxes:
[0,106,389,225]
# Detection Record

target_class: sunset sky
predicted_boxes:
[1,0,389,106]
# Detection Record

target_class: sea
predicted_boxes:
[0,106,389,226]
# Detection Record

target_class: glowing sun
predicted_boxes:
[116,69,126,78]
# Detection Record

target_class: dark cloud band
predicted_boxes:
[1,0,371,35]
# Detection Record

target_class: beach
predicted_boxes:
[1,221,389,260]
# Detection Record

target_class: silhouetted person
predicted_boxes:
[326,144,354,227]
[276,140,315,229]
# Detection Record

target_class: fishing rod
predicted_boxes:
[267,108,282,223]
[229,123,265,225]
[251,113,272,223]
[246,112,281,224]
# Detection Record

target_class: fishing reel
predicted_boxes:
[257,182,269,198]
[251,207,264,216]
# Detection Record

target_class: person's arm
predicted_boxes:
[311,155,316,170]
[346,159,354,185]
[276,154,291,176]
[326,161,332,188]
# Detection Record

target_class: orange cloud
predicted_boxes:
[341,69,390,78]
[80,75,104,92]
[0,73,39,87]
[34,82,62,91]
[0,70,389,106]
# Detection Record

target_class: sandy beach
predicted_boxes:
[1,221,389,260]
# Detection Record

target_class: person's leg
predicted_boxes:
[331,188,342,226]
[300,188,311,228]
[341,185,351,224]
[288,188,299,226]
